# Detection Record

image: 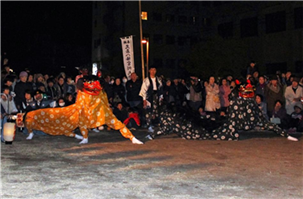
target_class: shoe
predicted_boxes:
[92,128,100,133]
[75,134,83,140]
[131,137,144,144]
[145,134,153,140]
[148,126,154,133]
[98,126,104,130]
[287,136,298,141]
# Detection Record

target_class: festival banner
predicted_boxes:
[120,36,135,79]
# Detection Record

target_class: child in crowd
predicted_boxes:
[123,108,140,130]
[64,93,75,106]
[288,104,303,133]
[57,97,66,107]
[113,102,128,123]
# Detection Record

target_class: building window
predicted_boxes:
[153,34,163,44]
[189,16,198,25]
[166,59,175,69]
[166,35,175,45]
[294,7,303,29]
[218,22,233,39]
[266,62,287,74]
[178,36,187,46]
[240,17,258,37]
[153,12,162,22]
[153,58,163,68]
[202,18,211,27]
[142,11,148,20]
[178,16,187,24]
[201,2,211,7]
[265,11,286,33]
[166,14,175,23]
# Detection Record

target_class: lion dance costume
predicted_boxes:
[25,76,143,144]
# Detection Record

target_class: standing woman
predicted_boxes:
[219,78,231,115]
[205,76,220,119]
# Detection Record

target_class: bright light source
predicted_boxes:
[142,39,147,44]
[141,11,148,20]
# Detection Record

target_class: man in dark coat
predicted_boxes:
[126,72,142,108]
[14,71,33,111]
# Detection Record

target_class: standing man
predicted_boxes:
[139,66,163,136]
[126,72,142,108]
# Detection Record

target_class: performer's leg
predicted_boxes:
[105,114,143,144]
[79,126,88,144]
[25,116,34,140]
[62,131,83,140]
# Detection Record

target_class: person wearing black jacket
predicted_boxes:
[113,77,126,106]
[46,78,59,101]
[21,89,37,112]
[14,71,33,111]
[102,75,114,106]
[188,76,203,111]
[126,72,142,108]
[171,77,189,109]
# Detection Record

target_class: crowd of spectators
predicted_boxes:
[1,59,303,142]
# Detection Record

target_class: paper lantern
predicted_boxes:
[3,122,16,144]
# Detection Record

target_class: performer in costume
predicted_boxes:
[25,75,143,144]
[147,79,298,141]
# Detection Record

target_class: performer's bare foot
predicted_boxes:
[131,137,144,144]
[79,138,88,144]
[26,133,34,140]
[287,136,298,141]
[75,134,83,140]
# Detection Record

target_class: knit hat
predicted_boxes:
[19,71,28,77]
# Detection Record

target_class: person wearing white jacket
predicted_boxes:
[1,86,18,115]
[284,77,303,115]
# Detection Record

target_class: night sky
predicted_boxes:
[1,1,92,76]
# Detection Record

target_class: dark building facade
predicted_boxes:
[92,1,303,78]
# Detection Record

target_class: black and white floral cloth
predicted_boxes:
[150,97,288,140]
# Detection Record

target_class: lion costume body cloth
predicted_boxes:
[25,90,135,140]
